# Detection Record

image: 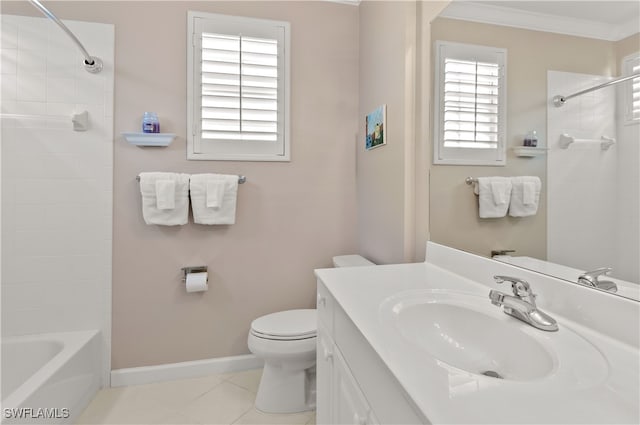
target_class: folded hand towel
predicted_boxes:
[474,177,512,218]
[491,181,509,205]
[156,180,175,210]
[139,172,190,225]
[509,176,541,217]
[190,174,238,225]
[206,181,225,209]
[523,181,536,205]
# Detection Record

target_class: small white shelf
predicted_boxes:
[512,146,548,157]
[122,132,176,147]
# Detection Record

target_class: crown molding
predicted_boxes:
[439,2,639,42]
[324,0,360,5]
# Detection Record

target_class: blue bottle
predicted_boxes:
[142,112,160,133]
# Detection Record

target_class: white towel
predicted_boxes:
[206,181,225,209]
[139,172,190,225]
[473,177,512,218]
[156,180,175,210]
[509,176,541,217]
[190,174,239,225]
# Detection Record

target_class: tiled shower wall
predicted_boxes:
[547,70,635,281]
[1,15,113,378]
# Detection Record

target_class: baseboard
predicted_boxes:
[110,354,263,387]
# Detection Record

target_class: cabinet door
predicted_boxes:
[332,348,372,425]
[316,324,334,425]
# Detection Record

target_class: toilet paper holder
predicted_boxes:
[181,266,208,282]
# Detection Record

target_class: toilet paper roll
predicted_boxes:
[185,272,208,293]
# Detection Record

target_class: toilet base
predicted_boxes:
[255,363,316,414]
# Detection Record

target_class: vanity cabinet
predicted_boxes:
[317,324,379,425]
[316,280,426,425]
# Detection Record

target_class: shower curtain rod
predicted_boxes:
[28,0,103,73]
[553,72,640,107]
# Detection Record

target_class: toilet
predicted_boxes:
[247,254,374,413]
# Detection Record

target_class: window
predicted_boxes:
[433,41,507,166]
[622,53,640,124]
[187,11,290,161]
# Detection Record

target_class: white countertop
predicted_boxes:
[315,261,640,424]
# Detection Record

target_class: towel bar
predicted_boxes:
[465,177,478,185]
[136,174,246,184]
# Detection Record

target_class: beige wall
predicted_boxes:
[429,18,616,259]
[356,1,416,264]
[2,1,359,368]
[616,32,640,65]
[357,0,416,264]
[356,0,446,264]
[414,1,450,261]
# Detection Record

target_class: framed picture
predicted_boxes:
[365,104,386,150]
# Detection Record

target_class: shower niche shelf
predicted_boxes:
[512,146,547,157]
[122,132,176,147]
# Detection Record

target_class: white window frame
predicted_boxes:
[622,53,640,125]
[187,11,291,161]
[433,41,507,166]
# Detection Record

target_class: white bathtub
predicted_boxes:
[1,331,102,424]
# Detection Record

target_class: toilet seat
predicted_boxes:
[250,309,317,341]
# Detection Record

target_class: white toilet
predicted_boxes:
[248,254,374,414]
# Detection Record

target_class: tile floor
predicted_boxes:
[75,368,316,425]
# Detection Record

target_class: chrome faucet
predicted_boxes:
[578,267,617,293]
[489,276,559,332]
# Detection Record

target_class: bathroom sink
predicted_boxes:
[380,290,608,383]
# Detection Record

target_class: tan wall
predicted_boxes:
[414,1,450,261]
[2,1,359,368]
[429,18,616,259]
[357,0,417,264]
[357,0,446,264]
[615,32,640,65]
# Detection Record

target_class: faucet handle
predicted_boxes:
[494,275,532,298]
[580,267,612,281]
[578,267,617,292]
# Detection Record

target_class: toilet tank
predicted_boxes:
[332,255,374,268]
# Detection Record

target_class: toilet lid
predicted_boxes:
[251,309,317,340]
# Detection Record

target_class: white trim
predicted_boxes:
[324,0,360,5]
[440,2,638,42]
[110,354,264,387]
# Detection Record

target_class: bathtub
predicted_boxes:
[1,331,102,424]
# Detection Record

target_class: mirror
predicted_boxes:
[429,1,640,301]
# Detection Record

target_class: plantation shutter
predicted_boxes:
[188,13,290,161]
[433,41,507,166]
[443,59,500,149]
[631,58,640,122]
[201,33,279,142]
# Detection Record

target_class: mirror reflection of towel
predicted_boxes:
[510,176,541,217]
[474,177,512,218]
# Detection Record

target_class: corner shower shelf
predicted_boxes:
[512,146,547,157]
[122,132,176,147]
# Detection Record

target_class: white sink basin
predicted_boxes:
[380,290,609,384]
[396,301,554,380]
